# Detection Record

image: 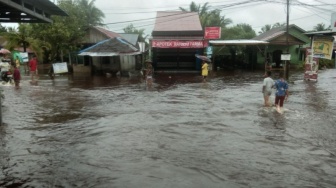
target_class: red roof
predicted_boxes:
[94,27,122,38]
[153,11,202,32]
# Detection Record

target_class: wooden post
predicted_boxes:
[0,91,2,125]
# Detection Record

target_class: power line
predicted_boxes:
[101,0,335,33]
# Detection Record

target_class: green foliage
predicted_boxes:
[2,24,45,60]
[123,24,147,42]
[0,24,7,33]
[299,58,334,70]
[179,2,232,29]
[29,0,105,62]
[313,23,331,31]
[222,23,256,39]
[318,58,334,68]
[258,22,286,34]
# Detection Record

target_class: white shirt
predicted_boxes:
[263,77,274,92]
[0,62,10,72]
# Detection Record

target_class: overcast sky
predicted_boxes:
[92,0,334,36]
[2,0,334,36]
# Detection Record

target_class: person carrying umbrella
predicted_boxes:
[201,61,209,82]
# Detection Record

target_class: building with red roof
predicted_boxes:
[151,11,204,71]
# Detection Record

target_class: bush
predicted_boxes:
[298,58,334,70]
[318,58,334,69]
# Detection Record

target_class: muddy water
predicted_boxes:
[0,70,335,188]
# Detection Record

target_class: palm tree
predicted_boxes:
[272,22,286,28]
[259,24,272,34]
[313,23,327,31]
[123,24,147,42]
[78,0,105,28]
[179,2,232,29]
[2,24,46,59]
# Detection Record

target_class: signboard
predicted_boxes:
[281,54,291,61]
[304,49,319,81]
[332,12,336,32]
[204,27,221,39]
[206,46,213,55]
[19,52,29,63]
[52,62,68,74]
[152,40,203,48]
[312,36,334,60]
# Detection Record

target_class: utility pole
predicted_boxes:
[285,0,290,80]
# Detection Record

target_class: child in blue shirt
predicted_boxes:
[274,72,289,113]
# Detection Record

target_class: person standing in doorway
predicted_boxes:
[28,55,38,83]
[274,72,289,113]
[262,71,274,107]
[201,61,209,82]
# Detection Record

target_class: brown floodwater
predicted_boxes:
[0,69,335,188]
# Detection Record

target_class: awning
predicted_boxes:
[209,40,269,46]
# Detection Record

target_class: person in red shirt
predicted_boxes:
[13,64,21,88]
[28,55,38,82]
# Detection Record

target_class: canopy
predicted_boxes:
[209,40,269,46]
[78,37,141,57]
[12,51,23,63]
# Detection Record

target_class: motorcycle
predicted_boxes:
[1,70,13,83]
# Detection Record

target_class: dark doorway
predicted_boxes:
[272,50,282,68]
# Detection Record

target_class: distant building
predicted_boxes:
[151,11,204,71]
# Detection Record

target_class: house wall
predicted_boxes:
[84,28,109,44]
[120,55,136,71]
[256,45,306,70]
[91,56,121,74]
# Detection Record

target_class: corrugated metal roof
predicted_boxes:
[253,24,306,41]
[209,40,269,46]
[153,11,202,32]
[118,33,139,46]
[78,37,140,57]
[304,30,336,36]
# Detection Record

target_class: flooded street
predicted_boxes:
[0,69,335,188]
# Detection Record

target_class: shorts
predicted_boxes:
[275,96,285,107]
[263,90,272,97]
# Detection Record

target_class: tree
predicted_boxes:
[272,22,286,28]
[29,0,105,62]
[2,24,46,59]
[313,23,327,31]
[223,24,256,40]
[259,24,272,34]
[123,24,147,42]
[202,10,232,28]
[78,0,105,28]
[180,2,231,29]
[0,24,7,33]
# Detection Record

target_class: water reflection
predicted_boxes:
[0,70,336,187]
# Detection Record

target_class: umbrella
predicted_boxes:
[195,54,211,62]
[0,48,11,54]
